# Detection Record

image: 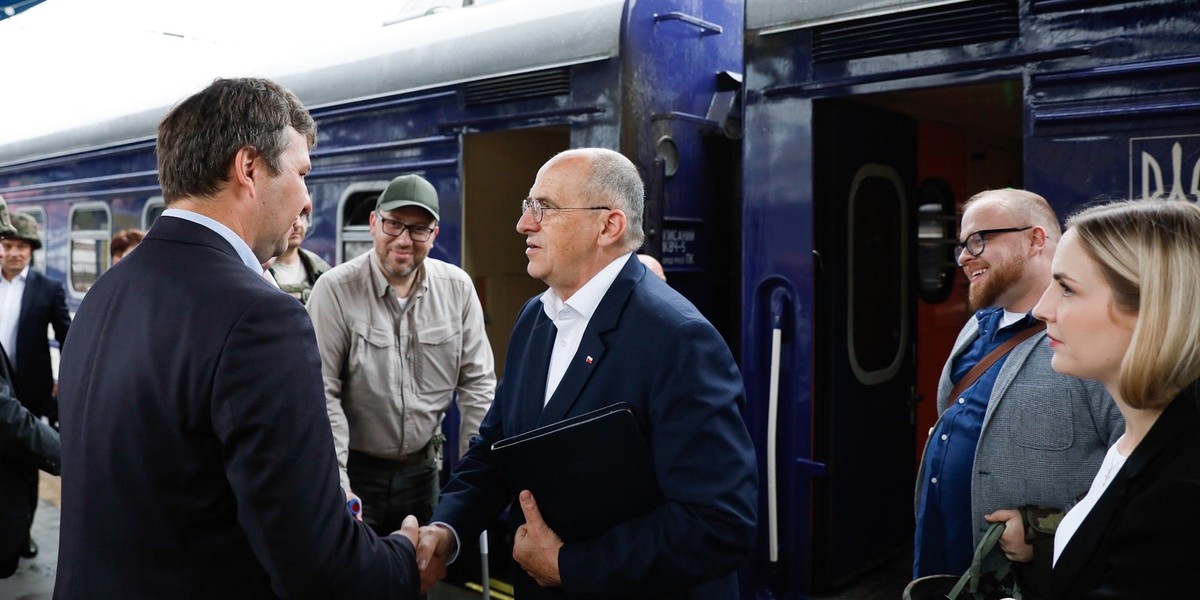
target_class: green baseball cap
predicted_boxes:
[376,174,439,221]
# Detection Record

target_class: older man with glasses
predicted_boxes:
[307,174,495,537]
[913,188,1121,598]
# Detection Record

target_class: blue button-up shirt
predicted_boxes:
[914,307,1038,577]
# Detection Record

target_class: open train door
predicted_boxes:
[811,100,916,591]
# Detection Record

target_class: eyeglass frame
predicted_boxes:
[374,211,436,242]
[520,197,610,224]
[954,226,1033,266]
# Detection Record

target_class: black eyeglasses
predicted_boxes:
[375,212,435,242]
[955,226,1032,265]
[520,197,610,224]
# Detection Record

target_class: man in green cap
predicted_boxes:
[307,174,495,535]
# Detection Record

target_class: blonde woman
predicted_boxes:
[1033,199,1200,598]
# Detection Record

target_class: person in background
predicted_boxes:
[110,228,145,264]
[54,77,422,599]
[269,213,330,305]
[1038,200,1200,598]
[0,211,70,560]
[416,148,757,599]
[307,174,494,534]
[913,189,1120,597]
[0,194,59,579]
[636,253,666,281]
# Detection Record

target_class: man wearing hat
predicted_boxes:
[307,174,495,535]
[0,211,70,560]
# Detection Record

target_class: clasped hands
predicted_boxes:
[410,489,564,591]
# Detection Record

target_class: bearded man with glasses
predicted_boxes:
[913,188,1121,598]
[307,174,496,539]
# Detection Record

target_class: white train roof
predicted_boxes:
[0,0,622,165]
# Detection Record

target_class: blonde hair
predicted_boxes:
[1067,200,1200,409]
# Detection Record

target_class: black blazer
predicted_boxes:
[1051,381,1200,599]
[0,349,58,576]
[55,216,417,599]
[12,268,70,417]
[434,254,758,600]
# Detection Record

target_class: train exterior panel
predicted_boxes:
[742,0,1200,597]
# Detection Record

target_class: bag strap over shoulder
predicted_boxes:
[947,321,1046,404]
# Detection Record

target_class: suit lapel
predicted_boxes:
[537,255,639,426]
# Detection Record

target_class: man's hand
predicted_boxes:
[512,490,563,587]
[985,509,1033,563]
[415,523,453,593]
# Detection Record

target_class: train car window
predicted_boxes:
[336,182,388,264]
[915,178,958,304]
[67,202,112,298]
[847,164,908,385]
[143,197,166,230]
[15,207,48,274]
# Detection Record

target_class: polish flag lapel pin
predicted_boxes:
[585,356,594,364]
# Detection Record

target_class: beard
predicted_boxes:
[968,251,1025,312]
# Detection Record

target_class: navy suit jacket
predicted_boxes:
[55,216,418,599]
[12,268,70,417]
[1051,381,1200,599]
[434,253,758,599]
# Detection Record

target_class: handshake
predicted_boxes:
[381,490,565,592]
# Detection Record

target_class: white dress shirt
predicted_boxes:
[0,265,28,366]
[539,254,629,405]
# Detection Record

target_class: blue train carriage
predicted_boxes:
[0,0,745,593]
[740,0,1200,597]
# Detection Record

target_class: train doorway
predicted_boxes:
[461,127,569,378]
[808,79,1023,594]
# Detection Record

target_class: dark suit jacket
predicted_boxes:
[55,216,418,599]
[434,253,758,600]
[1051,381,1200,599]
[12,268,70,417]
[0,349,59,577]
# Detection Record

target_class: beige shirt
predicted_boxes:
[307,252,496,491]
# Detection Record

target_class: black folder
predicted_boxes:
[491,403,664,543]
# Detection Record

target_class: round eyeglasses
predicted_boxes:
[954,226,1032,266]
[520,197,610,224]
[375,212,435,242]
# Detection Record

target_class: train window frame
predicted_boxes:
[15,206,48,275]
[67,201,112,299]
[846,163,909,385]
[336,181,389,264]
[915,178,958,304]
[143,197,166,230]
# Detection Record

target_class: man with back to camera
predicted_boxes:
[0,211,70,560]
[913,188,1122,596]
[54,77,423,599]
[0,194,60,579]
[415,148,758,599]
[306,173,494,534]
[270,212,330,305]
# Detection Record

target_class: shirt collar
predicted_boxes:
[162,208,261,275]
[540,253,630,322]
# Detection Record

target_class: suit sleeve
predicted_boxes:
[210,293,417,598]
[0,375,59,475]
[557,318,758,598]
[306,275,354,492]
[50,278,71,348]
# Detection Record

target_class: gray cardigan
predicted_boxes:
[916,316,1123,547]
